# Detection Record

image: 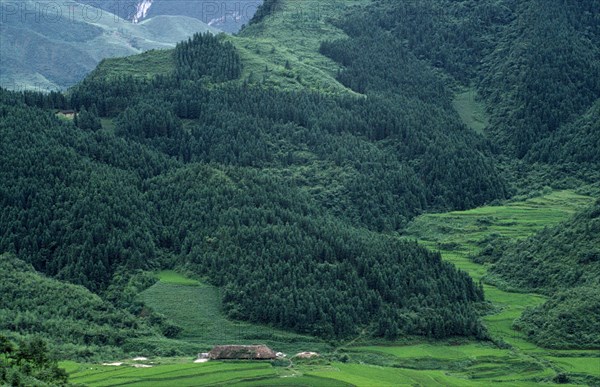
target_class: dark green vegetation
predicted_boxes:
[0,254,188,362]
[515,287,600,350]
[1,335,68,386]
[531,100,600,165]
[328,0,600,183]
[488,200,600,348]
[247,0,282,26]
[1,0,600,384]
[1,27,498,350]
[59,192,600,386]
[0,254,153,354]
[489,200,600,294]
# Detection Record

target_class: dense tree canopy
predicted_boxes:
[334,0,600,168]
[484,201,600,348]
[1,0,599,358]
[0,31,499,341]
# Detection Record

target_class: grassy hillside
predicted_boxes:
[139,271,330,354]
[0,254,158,360]
[62,191,600,386]
[0,0,217,90]
[87,49,176,81]
[90,0,368,93]
[235,0,370,92]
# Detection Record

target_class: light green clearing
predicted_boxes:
[156,270,200,286]
[306,362,559,387]
[65,361,277,386]
[89,49,175,82]
[68,190,599,386]
[452,88,489,134]
[232,0,369,93]
[100,118,116,132]
[395,190,599,382]
[139,271,327,355]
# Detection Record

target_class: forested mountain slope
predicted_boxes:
[2,0,599,360]
[479,0,600,159]
[0,15,504,340]
[0,254,163,358]
[486,201,600,349]
[332,0,600,169]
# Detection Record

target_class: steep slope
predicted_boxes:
[0,0,217,90]
[479,0,600,158]
[0,90,173,291]
[0,254,159,359]
[528,99,600,165]
[0,28,497,341]
[490,200,600,294]
[486,201,600,348]
[332,0,600,179]
[75,0,260,32]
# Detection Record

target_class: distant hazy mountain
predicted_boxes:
[0,0,218,91]
[75,0,263,33]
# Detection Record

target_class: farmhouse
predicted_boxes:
[56,109,76,119]
[208,345,276,360]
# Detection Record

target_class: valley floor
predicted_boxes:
[63,191,600,386]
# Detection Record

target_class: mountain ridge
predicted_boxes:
[0,0,219,91]
[1,0,600,383]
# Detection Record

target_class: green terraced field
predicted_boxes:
[64,361,279,386]
[394,190,599,384]
[547,357,600,377]
[63,359,358,386]
[353,343,512,360]
[138,271,329,355]
[67,190,599,386]
[306,363,558,387]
